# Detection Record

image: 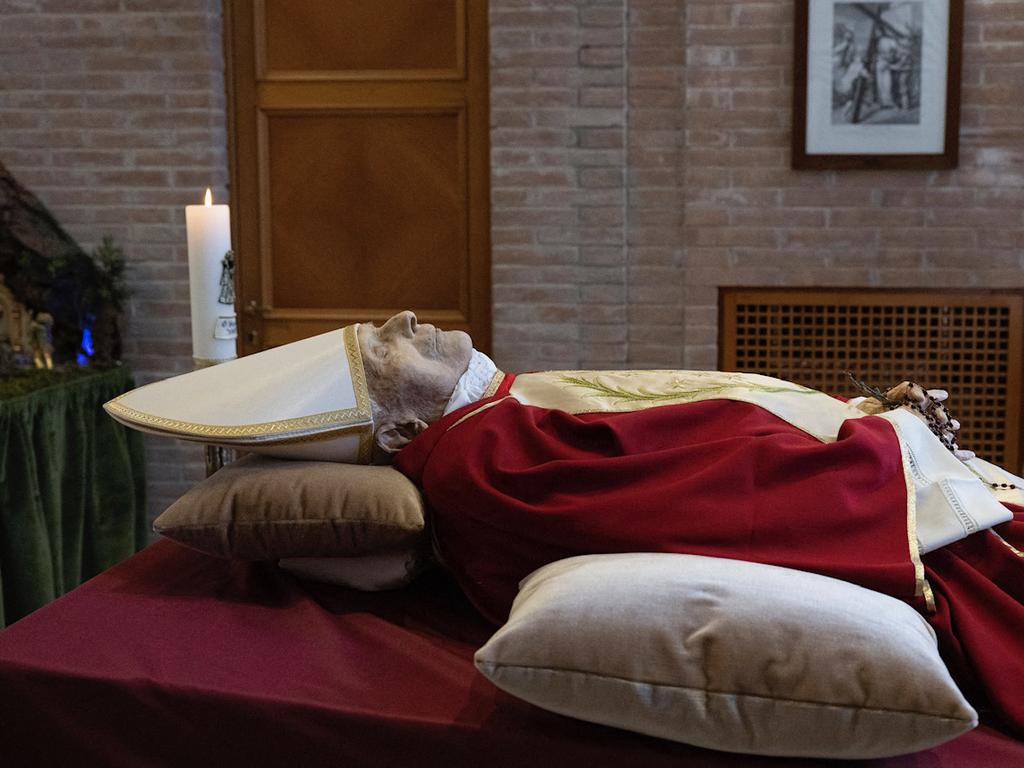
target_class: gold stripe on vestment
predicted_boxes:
[887,417,936,612]
[989,529,1024,559]
[483,370,506,399]
[448,397,510,431]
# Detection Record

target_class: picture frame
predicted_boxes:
[792,0,964,170]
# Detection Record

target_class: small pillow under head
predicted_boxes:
[154,454,425,560]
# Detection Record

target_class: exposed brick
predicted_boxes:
[0,0,225,524]
[492,0,1023,380]
[579,44,623,67]
[580,6,624,28]
[687,5,732,27]
[7,0,1016,518]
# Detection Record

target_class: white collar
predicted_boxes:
[443,349,498,415]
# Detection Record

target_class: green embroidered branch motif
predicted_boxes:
[558,374,818,404]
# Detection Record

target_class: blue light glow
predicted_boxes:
[77,322,94,366]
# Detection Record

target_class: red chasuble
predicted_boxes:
[396,374,924,623]
[923,506,1024,734]
[394,373,1024,735]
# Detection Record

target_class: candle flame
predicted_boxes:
[204,188,212,207]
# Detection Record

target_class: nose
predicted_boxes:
[381,310,417,338]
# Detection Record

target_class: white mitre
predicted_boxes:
[104,324,374,463]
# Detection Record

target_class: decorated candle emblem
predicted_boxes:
[185,188,237,365]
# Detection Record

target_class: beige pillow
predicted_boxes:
[153,454,425,560]
[474,553,977,760]
[278,546,431,591]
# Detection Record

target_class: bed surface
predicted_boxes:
[0,540,1020,767]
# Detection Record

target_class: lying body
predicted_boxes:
[106,310,1024,734]
[360,312,1024,736]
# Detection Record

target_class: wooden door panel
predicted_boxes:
[225,0,490,352]
[261,0,462,77]
[264,111,465,312]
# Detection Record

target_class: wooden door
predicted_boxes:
[224,0,491,352]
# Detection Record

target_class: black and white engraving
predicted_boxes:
[831,2,923,125]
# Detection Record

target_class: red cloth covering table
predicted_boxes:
[0,540,1020,767]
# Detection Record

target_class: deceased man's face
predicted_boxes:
[358,311,473,453]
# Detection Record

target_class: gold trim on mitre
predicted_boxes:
[345,322,372,423]
[102,399,368,441]
[104,325,375,462]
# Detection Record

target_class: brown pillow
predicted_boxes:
[153,454,426,560]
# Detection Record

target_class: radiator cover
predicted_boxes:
[719,288,1024,472]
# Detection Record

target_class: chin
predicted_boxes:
[444,329,474,370]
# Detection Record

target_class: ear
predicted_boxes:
[374,419,429,455]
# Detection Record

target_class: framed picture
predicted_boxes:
[792,0,963,170]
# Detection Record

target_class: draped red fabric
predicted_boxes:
[1,541,1021,766]
[395,388,1024,734]
[395,390,921,624]
[924,504,1024,737]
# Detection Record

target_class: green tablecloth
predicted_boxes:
[0,366,146,627]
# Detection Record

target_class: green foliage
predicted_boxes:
[0,366,110,399]
[90,236,128,316]
[5,234,128,365]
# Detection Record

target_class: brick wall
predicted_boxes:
[490,0,687,372]
[490,0,1024,373]
[1,0,1020,516]
[0,0,228,519]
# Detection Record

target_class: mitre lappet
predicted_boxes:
[104,325,374,463]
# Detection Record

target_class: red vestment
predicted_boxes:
[394,374,1024,734]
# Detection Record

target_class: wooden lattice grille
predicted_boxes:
[720,289,1024,472]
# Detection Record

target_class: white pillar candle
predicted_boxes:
[185,188,237,365]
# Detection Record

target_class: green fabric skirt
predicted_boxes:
[0,366,146,627]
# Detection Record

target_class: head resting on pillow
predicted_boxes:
[358,311,474,456]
